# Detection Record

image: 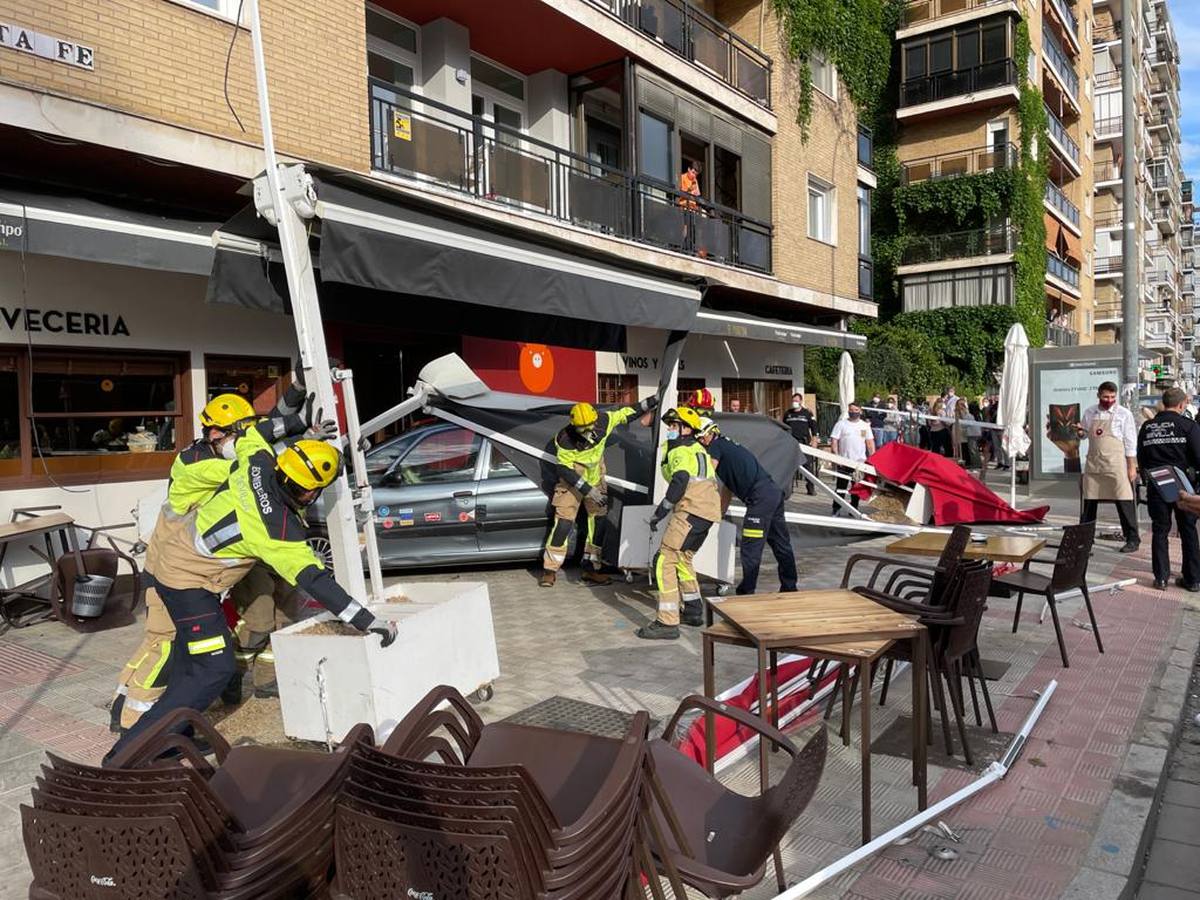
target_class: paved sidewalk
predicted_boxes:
[0,485,1197,899]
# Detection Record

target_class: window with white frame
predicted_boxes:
[170,0,242,20]
[367,4,420,93]
[809,53,836,99]
[808,176,836,244]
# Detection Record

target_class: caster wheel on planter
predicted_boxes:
[624,570,634,584]
[474,684,494,703]
[717,584,732,596]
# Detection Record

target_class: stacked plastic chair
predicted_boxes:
[333,686,687,900]
[22,708,367,899]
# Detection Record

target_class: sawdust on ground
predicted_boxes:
[301,621,365,637]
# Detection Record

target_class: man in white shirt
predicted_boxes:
[830,403,875,513]
[1078,380,1140,552]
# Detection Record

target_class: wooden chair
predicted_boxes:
[993,521,1103,667]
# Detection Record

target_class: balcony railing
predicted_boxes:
[901,224,1014,266]
[1044,103,1080,166]
[1044,181,1080,227]
[368,81,772,273]
[900,59,1018,108]
[1047,0,1078,44]
[1093,21,1121,44]
[1042,26,1079,97]
[1046,322,1079,346]
[588,0,771,108]
[1094,207,1123,228]
[1095,116,1122,138]
[1046,253,1080,288]
[902,0,1011,28]
[1095,256,1124,275]
[899,142,1017,185]
[1094,161,1121,182]
[1094,68,1121,89]
[632,177,772,272]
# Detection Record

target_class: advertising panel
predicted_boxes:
[1038,364,1119,475]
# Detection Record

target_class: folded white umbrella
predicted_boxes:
[838,351,855,421]
[997,323,1032,507]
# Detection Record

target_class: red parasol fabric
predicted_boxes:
[858,441,1048,525]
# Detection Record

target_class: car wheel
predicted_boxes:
[307,531,335,571]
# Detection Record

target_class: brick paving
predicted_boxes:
[0,487,1197,899]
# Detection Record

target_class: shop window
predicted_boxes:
[722,378,756,412]
[205,356,287,415]
[598,374,638,406]
[676,377,705,408]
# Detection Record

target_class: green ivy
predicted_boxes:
[893,169,1016,228]
[772,0,905,136]
[1012,18,1049,349]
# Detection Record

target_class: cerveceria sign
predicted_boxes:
[1,306,130,336]
[0,23,94,70]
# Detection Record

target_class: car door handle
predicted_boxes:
[453,491,473,499]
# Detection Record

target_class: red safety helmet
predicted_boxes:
[686,387,715,413]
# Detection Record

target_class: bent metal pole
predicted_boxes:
[768,680,1058,899]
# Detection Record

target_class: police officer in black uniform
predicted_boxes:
[697,418,798,595]
[1137,386,1200,590]
[782,393,819,495]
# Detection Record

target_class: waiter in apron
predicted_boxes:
[1078,380,1140,553]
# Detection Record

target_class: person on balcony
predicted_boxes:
[677,159,706,258]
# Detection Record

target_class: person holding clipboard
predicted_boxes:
[1078,381,1141,554]
[1137,387,1200,590]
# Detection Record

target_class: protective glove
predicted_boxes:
[368,620,398,648]
[292,359,307,389]
[585,485,606,507]
[635,394,660,415]
[648,501,671,532]
[304,417,339,442]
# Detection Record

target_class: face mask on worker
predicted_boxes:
[573,425,597,443]
[219,437,237,461]
[791,401,801,409]
[665,428,680,441]
[1098,396,1116,411]
[849,411,861,421]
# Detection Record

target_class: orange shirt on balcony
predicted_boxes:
[678,169,701,211]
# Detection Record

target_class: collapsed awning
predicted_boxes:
[692,308,867,349]
[208,171,702,350]
[0,187,216,275]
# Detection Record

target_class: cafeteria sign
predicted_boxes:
[392,111,412,142]
[0,23,94,70]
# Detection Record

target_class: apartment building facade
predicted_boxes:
[0,0,873,530]
[1182,179,1196,389]
[894,0,1095,348]
[1091,0,1186,390]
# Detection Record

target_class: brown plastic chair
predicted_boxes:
[50,536,143,633]
[993,521,1103,667]
[646,696,828,898]
[840,525,972,601]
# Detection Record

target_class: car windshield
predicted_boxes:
[389,427,482,485]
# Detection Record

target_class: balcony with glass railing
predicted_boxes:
[1046,253,1080,289]
[1046,0,1079,50]
[368,81,773,273]
[1045,322,1079,346]
[899,142,1017,185]
[902,0,1014,29]
[1042,26,1079,98]
[1044,181,1080,228]
[1095,255,1124,276]
[587,0,771,108]
[1094,206,1123,229]
[1044,103,1080,168]
[900,224,1014,266]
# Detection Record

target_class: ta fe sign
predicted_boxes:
[0,23,94,70]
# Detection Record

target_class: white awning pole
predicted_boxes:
[771,681,1058,899]
[246,0,366,599]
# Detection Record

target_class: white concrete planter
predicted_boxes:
[271,581,499,743]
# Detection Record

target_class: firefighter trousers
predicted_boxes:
[106,583,235,762]
[652,512,712,626]
[543,481,607,571]
[738,487,798,595]
[114,579,175,728]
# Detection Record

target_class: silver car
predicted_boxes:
[306,422,554,569]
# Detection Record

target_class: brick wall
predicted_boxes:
[716,0,861,303]
[0,0,369,172]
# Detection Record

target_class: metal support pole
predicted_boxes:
[1121,0,1139,409]
[331,368,384,602]
[246,0,366,599]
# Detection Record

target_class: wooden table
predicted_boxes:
[703,590,928,844]
[886,532,1045,563]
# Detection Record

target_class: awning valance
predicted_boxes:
[0,188,217,275]
[692,309,867,349]
[208,172,702,349]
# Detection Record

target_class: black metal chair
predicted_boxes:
[993,521,1102,668]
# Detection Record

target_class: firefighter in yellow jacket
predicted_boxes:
[639,407,722,640]
[540,395,658,587]
[109,374,319,731]
[106,423,396,763]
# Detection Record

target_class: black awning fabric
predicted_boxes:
[0,187,216,275]
[311,176,701,333]
[692,309,867,349]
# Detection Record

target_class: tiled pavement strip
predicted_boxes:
[0,487,1197,899]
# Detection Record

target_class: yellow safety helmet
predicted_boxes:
[200,393,255,431]
[276,439,342,492]
[662,407,703,431]
[569,402,599,428]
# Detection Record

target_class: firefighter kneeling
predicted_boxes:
[640,407,721,640]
